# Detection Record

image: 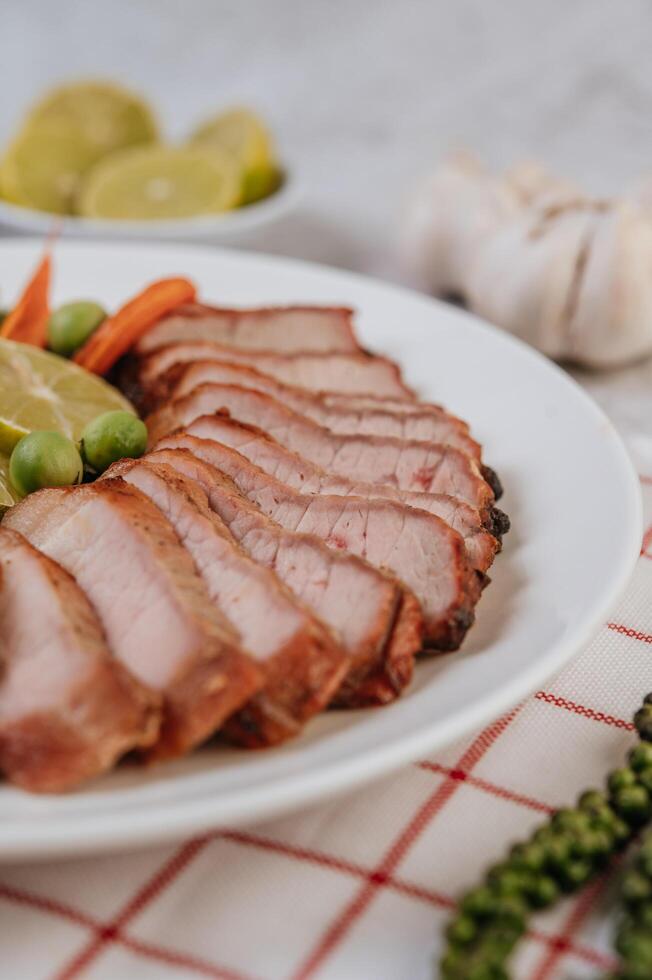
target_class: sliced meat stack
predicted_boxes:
[4,481,262,762]
[0,528,159,792]
[0,299,507,793]
[103,457,348,746]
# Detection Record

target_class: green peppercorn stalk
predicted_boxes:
[440,694,652,980]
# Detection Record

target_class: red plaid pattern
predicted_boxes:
[2,455,650,980]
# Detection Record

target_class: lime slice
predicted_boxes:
[0,455,18,509]
[0,338,134,459]
[77,145,241,220]
[190,107,278,204]
[0,121,102,213]
[28,80,158,159]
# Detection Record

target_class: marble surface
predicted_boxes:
[3,0,652,437]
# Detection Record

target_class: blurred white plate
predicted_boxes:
[0,174,298,243]
[0,239,642,861]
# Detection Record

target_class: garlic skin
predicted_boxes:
[400,155,519,296]
[401,157,652,369]
[567,203,652,368]
[466,202,595,358]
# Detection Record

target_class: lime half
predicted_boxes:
[190,107,279,204]
[0,338,134,458]
[77,145,241,220]
[0,121,101,213]
[0,455,17,508]
[28,80,158,159]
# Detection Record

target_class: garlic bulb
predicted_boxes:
[401,157,652,369]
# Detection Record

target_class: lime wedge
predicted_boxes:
[0,455,18,508]
[190,107,279,204]
[77,145,241,220]
[0,121,101,213]
[28,80,158,158]
[0,338,134,459]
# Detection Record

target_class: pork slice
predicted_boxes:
[135,303,360,354]
[0,528,160,792]
[148,446,423,705]
[154,435,481,650]
[183,415,499,572]
[146,384,494,517]
[134,344,414,399]
[104,458,347,746]
[163,359,481,459]
[4,481,261,760]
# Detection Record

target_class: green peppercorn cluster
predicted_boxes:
[609,829,652,980]
[440,695,652,980]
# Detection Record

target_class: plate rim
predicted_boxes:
[0,238,643,861]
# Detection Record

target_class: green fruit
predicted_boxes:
[9,430,83,497]
[446,914,476,945]
[629,743,652,772]
[48,301,107,357]
[80,410,147,474]
[608,768,638,794]
[613,785,651,825]
[634,704,652,742]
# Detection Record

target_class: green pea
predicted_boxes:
[9,431,83,497]
[48,301,107,357]
[81,410,147,474]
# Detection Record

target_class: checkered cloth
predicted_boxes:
[2,447,651,980]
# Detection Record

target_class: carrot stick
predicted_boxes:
[74,277,196,375]
[0,252,52,347]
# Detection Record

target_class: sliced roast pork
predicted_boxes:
[135,303,361,354]
[148,447,423,706]
[157,359,481,459]
[155,434,481,650]
[134,344,414,401]
[146,384,495,517]
[181,415,499,572]
[0,528,159,792]
[104,458,347,746]
[4,481,261,760]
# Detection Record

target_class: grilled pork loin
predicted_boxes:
[0,528,159,792]
[135,345,414,401]
[135,303,360,355]
[155,359,481,459]
[146,384,495,516]
[181,415,499,572]
[105,458,347,746]
[4,481,261,760]
[148,446,423,705]
[155,433,481,650]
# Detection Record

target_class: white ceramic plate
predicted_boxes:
[0,175,298,243]
[0,240,642,862]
